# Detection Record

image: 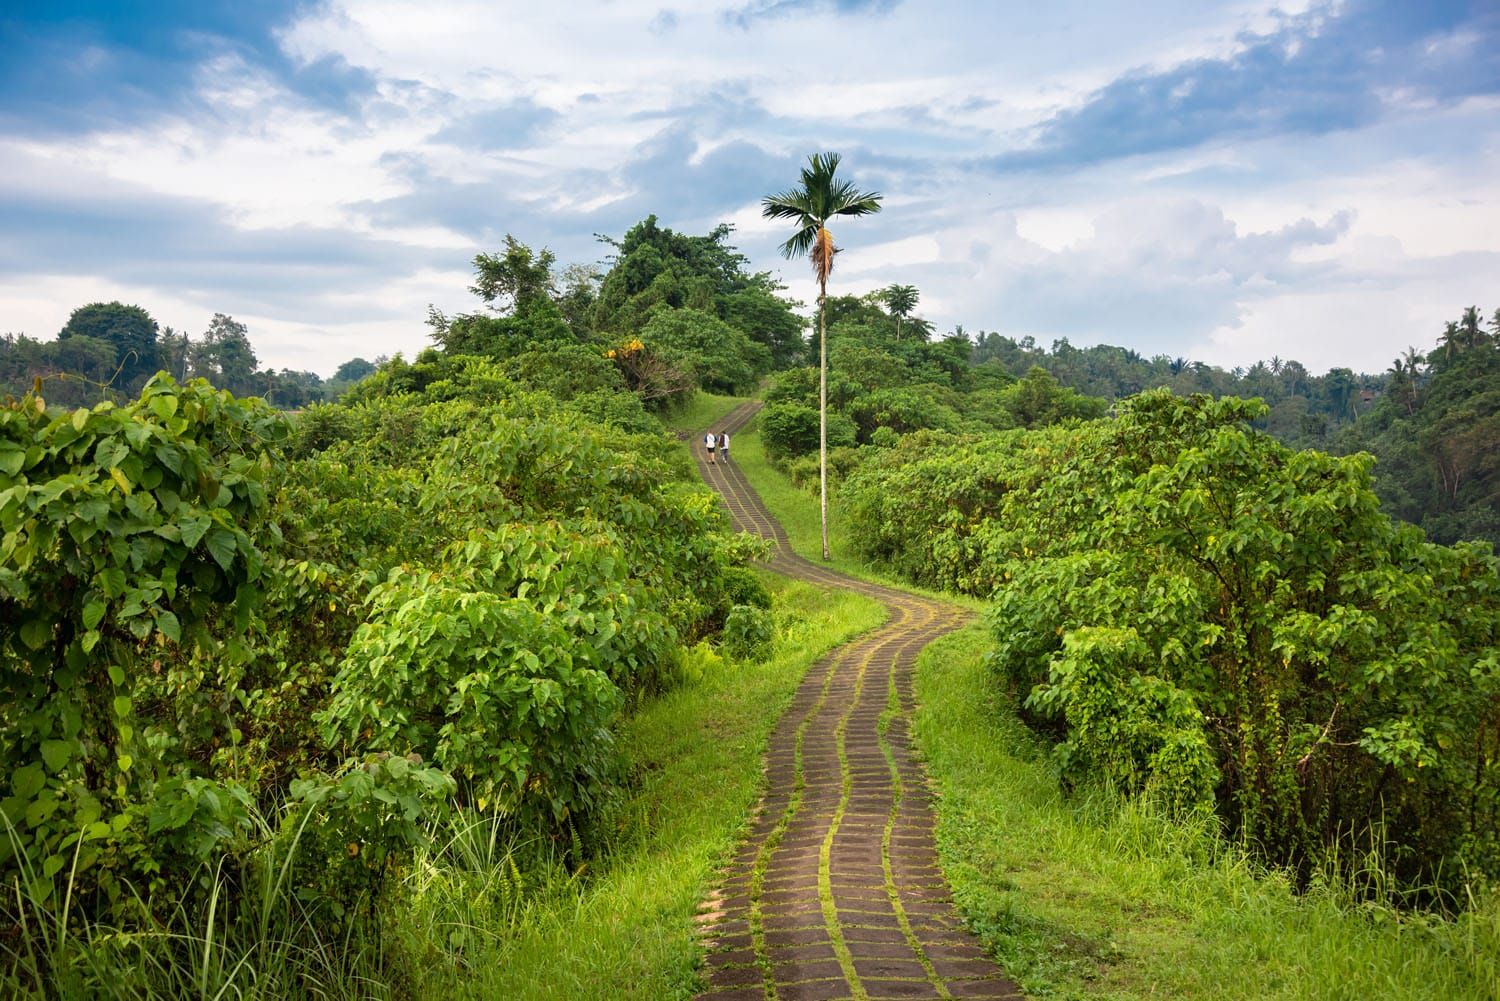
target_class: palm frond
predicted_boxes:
[779,225,819,261]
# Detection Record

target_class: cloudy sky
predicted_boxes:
[2,0,1497,376]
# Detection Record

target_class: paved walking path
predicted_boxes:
[692,402,1023,1001]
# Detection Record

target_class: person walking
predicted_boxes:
[704,430,717,464]
[719,430,730,463]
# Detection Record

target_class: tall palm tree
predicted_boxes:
[763,152,882,560]
[881,283,919,340]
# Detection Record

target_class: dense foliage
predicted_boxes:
[1338,307,1500,548]
[0,244,774,991]
[840,391,1500,890]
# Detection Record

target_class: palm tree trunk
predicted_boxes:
[819,277,830,561]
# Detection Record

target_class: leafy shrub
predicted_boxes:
[320,521,676,825]
[722,604,774,663]
[638,306,770,395]
[846,390,1500,888]
[759,401,857,461]
[785,446,867,493]
[281,752,456,924]
[1,377,281,907]
[718,565,772,611]
[845,386,963,440]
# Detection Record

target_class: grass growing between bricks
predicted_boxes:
[913,623,1500,1001]
[407,575,885,1000]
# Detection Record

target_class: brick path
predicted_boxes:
[692,403,1023,1001]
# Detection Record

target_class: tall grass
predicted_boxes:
[2,806,394,999]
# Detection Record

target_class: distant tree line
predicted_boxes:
[0,302,376,409]
[962,308,1498,549]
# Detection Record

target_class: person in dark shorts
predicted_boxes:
[704,431,717,464]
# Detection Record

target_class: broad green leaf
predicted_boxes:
[83,600,107,631]
[205,528,236,571]
[13,763,46,800]
[19,617,50,650]
[99,568,127,598]
[179,513,211,549]
[149,395,178,421]
[40,740,71,774]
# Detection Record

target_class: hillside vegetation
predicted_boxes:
[3,204,1497,996]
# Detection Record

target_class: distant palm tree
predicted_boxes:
[1460,306,1485,349]
[1441,320,1462,360]
[763,152,882,560]
[881,284,920,340]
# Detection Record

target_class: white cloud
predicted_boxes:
[2,0,1497,378]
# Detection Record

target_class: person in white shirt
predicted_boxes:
[719,431,730,463]
[704,431,717,464]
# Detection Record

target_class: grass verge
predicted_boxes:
[730,422,985,612]
[416,574,886,999]
[659,391,750,436]
[913,623,1500,1001]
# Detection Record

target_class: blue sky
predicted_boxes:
[1,0,1496,375]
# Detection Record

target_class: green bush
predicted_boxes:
[1,376,281,908]
[759,401,857,461]
[845,390,1500,888]
[718,565,771,611]
[638,307,769,395]
[281,752,456,925]
[722,605,774,663]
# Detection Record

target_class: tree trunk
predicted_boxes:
[819,277,830,561]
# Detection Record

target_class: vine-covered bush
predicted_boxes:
[1,345,758,952]
[321,522,673,824]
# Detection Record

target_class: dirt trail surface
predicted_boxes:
[692,402,1023,1001]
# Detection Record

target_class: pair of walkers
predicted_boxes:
[704,430,730,464]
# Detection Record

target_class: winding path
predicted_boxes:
[692,402,1023,1001]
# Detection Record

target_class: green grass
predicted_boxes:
[411,574,886,999]
[658,390,750,435]
[731,421,985,611]
[913,623,1500,1001]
